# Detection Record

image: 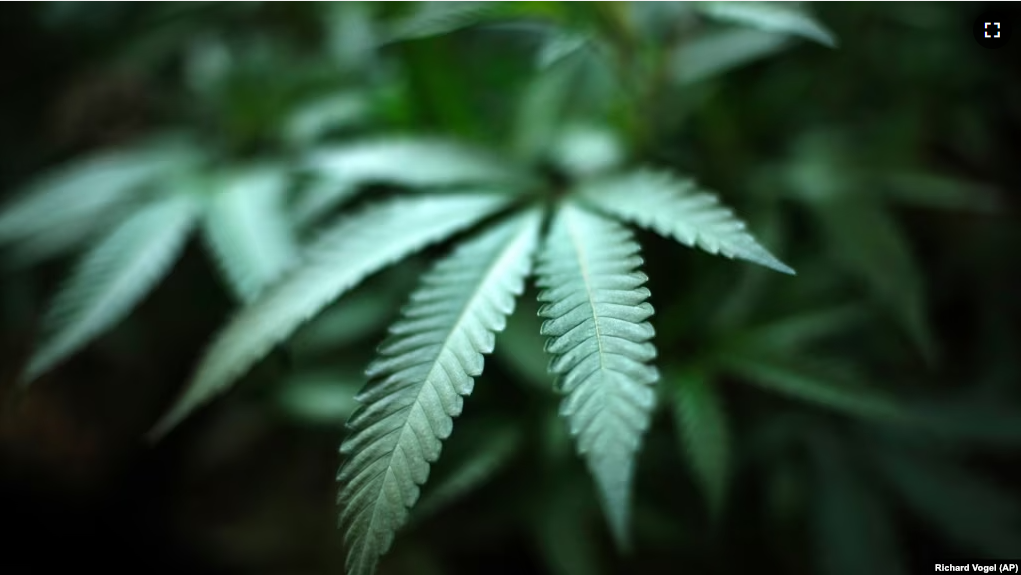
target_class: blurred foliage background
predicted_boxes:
[1,2,1020,574]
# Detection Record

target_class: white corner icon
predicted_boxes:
[985,22,1001,38]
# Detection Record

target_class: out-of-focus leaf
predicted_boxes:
[290,260,423,358]
[185,35,232,97]
[23,194,200,384]
[412,421,523,525]
[296,137,530,224]
[877,171,1001,213]
[548,123,624,179]
[723,353,907,423]
[781,133,935,359]
[695,1,837,47]
[671,369,731,517]
[2,212,128,269]
[871,448,1021,558]
[513,54,585,162]
[494,292,555,392]
[728,304,870,354]
[813,200,935,361]
[536,31,589,69]
[326,2,379,70]
[909,399,1021,448]
[203,164,299,303]
[291,291,394,357]
[0,135,201,262]
[809,432,906,575]
[384,1,509,42]
[671,28,793,85]
[276,369,363,425]
[150,194,513,439]
[283,92,372,147]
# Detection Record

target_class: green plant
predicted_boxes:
[3,3,1019,575]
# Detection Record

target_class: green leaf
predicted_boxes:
[577,169,795,274]
[548,124,624,179]
[536,31,589,69]
[336,209,542,575]
[695,1,837,48]
[812,199,934,361]
[411,420,523,525]
[384,1,508,42]
[276,369,364,425]
[871,448,1021,558]
[877,171,1001,213]
[808,432,906,575]
[22,194,199,384]
[0,136,200,262]
[512,53,585,162]
[672,370,731,518]
[671,28,793,85]
[536,203,659,549]
[150,193,512,439]
[722,354,907,423]
[910,399,1021,448]
[203,164,299,303]
[729,304,870,354]
[494,293,556,393]
[283,92,372,147]
[296,137,528,224]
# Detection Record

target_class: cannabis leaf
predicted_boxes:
[811,198,934,360]
[0,136,199,265]
[296,137,528,224]
[695,1,837,48]
[150,193,513,438]
[537,203,659,548]
[384,1,508,42]
[336,210,541,575]
[578,170,795,274]
[276,369,364,425]
[672,370,731,517]
[203,164,298,302]
[22,194,200,384]
[723,353,906,423]
[672,28,793,85]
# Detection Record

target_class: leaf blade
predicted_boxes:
[336,209,542,575]
[0,136,200,262]
[695,1,837,48]
[536,203,659,548]
[203,164,300,303]
[723,353,907,423]
[672,370,731,517]
[297,137,529,224]
[23,194,199,383]
[577,170,794,274]
[150,193,513,439]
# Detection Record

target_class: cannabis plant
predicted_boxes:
[153,148,797,575]
[8,3,1017,575]
[0,138,289,375]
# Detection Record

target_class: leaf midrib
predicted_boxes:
[360,216,532,549]
[562,208,609,405]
